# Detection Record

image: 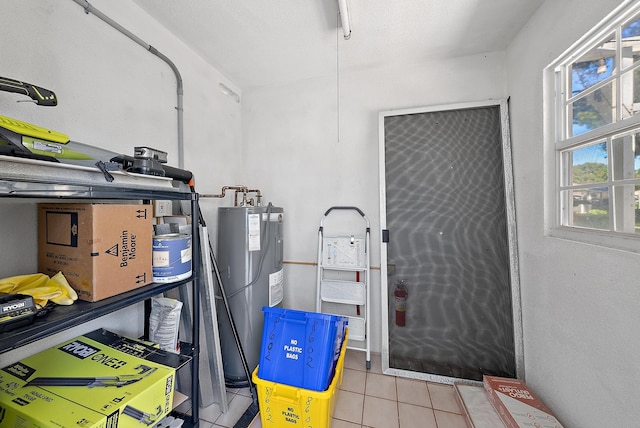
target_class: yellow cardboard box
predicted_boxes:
[38,203,153,301]
[0,329,189,427]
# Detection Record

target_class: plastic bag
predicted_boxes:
[149,297,183,353]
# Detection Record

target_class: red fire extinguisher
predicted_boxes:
[394,280,408,326]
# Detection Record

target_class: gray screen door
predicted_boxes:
[378,99,523,383]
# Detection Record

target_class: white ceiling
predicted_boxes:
[131,0,545,89]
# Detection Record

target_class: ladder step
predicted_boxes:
[346,316,366,341]
[321,280,366,305]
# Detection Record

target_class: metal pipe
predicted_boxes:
[72,0,185,169]
[201,185,248,200]
[234,189,244,207]
[337,0,352,40]
[200,185,264,207]
[151,48,184,169]
[246,189,262,206]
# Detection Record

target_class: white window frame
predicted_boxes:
[545,0,640,253]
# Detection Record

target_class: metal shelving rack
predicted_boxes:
[316,206,371,369]
[0,165,202,427]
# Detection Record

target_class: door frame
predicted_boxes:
[378,98,523,384]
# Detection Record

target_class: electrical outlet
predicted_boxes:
[154,200,172,217]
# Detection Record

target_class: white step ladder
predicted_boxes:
[316,206,371,369]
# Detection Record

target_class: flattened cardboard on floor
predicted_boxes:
[484,376,564,428]
[0,329,189,428]
[38,203,153,301]
[454,383,506,428]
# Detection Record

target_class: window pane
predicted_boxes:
[620,68,640,119]
[568,188,610,230]
[570,81,615,136]
[613,184,640,233]
[564,141,608,185]
[570,33,616,97]
[612,131,640,180]
[621,17,640,70]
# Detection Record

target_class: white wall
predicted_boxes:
[242,53,508,355]
[507,0,640,427]
[5,2,632,425]
[0,0,241,364]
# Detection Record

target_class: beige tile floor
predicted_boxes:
[197,349,467,428]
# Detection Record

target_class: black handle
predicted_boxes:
[324,206,365,217]
[27,377,95,386]
[0,77,57,106]
[110,154,193,184]
[162,164,194,184]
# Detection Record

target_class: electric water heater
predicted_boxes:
[216,204,284,385]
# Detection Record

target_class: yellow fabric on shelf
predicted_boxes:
[0,272,78,308]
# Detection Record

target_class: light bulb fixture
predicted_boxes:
[218,83,240,103]
[338,0,351,40]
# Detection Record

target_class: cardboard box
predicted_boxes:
[483,376,564,428]
[454,383,506,428]
[38,203,153,301]
[0,329,189,428]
